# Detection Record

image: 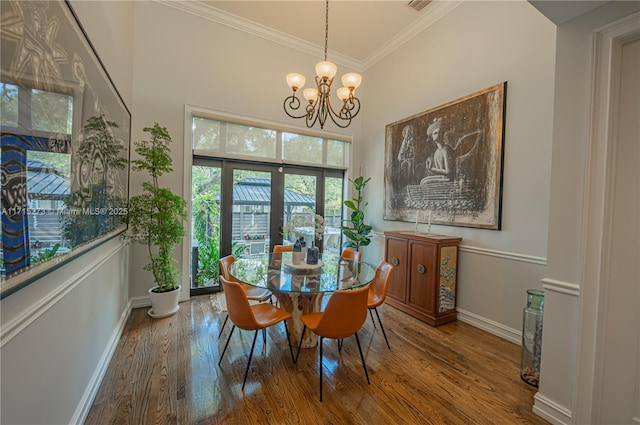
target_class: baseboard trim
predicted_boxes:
[130,294,151,309]
[533,393,572,425]
[72,300,132,425]
[456,308,521,345]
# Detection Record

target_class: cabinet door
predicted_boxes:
[385,237,408,303]
[407,240,436,317]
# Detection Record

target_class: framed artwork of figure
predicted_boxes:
[384,82,506,230]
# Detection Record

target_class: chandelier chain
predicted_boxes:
[324,0,329,61]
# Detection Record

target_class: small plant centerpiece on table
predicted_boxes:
[283,213,326,244]
[122,123,187,318]
[341,176,372,252]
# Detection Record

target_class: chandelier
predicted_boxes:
[283,0,362,129]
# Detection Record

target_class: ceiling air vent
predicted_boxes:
[407,0,432,12]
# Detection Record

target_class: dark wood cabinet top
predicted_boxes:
[384,231,462,244]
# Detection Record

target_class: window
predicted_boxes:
[190,112,350,169]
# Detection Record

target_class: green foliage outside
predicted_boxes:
[123,124,187,293]
[31,243,60,266]
[192,191,220,286]
[341,176,372,252]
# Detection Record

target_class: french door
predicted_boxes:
[190,158,343,294]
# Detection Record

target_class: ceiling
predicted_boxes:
[188,0,461,69]
[176,1,610,69]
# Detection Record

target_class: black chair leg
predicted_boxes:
[242,330,260,391]
[338,339,343,352]
[218,314,229,338]
[374,308,391,349]
[369,309,377,329]
[319,336,324,401]
[354,332,370,385]
[262,328,267,347]
[294,325,307,363]
[283,320,295,363]
[218,325,236,366]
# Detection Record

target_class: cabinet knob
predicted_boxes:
[391,257,400,266]
[416,264,426,274]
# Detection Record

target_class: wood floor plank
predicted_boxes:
[85,294,550,425]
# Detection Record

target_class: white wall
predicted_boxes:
[535,2,640,424]
[361,1,555,338]
[0,1,135,424]
[128,1,363,303]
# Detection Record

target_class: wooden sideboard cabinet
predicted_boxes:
[384,231,462,326]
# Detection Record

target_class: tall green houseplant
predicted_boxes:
[341,176,372,252]
[123,124,187,292]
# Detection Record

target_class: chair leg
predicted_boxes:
[373,308,391,349]
[338,339,343,352]
[319,336,324,402]
[294,325,307,363]
[369,309,377,329]
[283,320,295,363]
[354,332,370,385]
[262,328,267,347]
[218,314,229,339]
[218,325,236,366]
[242,330,260,391]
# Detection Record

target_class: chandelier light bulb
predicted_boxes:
[336,86,351,101]
[315,61,337,80]
[286,73,306,91]
[303,88,319,103]
[341,73,362,90]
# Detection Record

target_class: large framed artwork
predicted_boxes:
[0,0,131,297]
[384,82,506,230]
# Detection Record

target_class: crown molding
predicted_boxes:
[156,0,462,73]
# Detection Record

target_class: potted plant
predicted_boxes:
[122,123,187,318]
[341,176,372,252]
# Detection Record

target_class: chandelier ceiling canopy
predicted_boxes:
[283,0,362,129]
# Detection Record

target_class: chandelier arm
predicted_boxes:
[338,96,361,120]
[324,96,354,129]
[283,95,310,119]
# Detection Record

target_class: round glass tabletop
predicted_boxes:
[228,252,375,293]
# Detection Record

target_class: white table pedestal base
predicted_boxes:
[274,292,323,348]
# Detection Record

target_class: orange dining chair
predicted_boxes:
[217,276,295,390]
[367,261,394,349]
[340,248,361,263]
[294,284,371,401]
[273,244,293,253]
[218,255,273,338]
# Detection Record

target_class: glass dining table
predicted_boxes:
[228,251,376,348]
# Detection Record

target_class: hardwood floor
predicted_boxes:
[85,294,550,425]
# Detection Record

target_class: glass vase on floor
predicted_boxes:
[520,289,544,387]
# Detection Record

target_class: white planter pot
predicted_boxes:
[148,285,181,318]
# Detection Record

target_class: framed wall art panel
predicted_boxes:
[384,82,506,230]
[0,0,131,297]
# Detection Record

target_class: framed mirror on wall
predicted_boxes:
[0,0,131,297]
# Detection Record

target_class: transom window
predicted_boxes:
[191,112,350,169]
